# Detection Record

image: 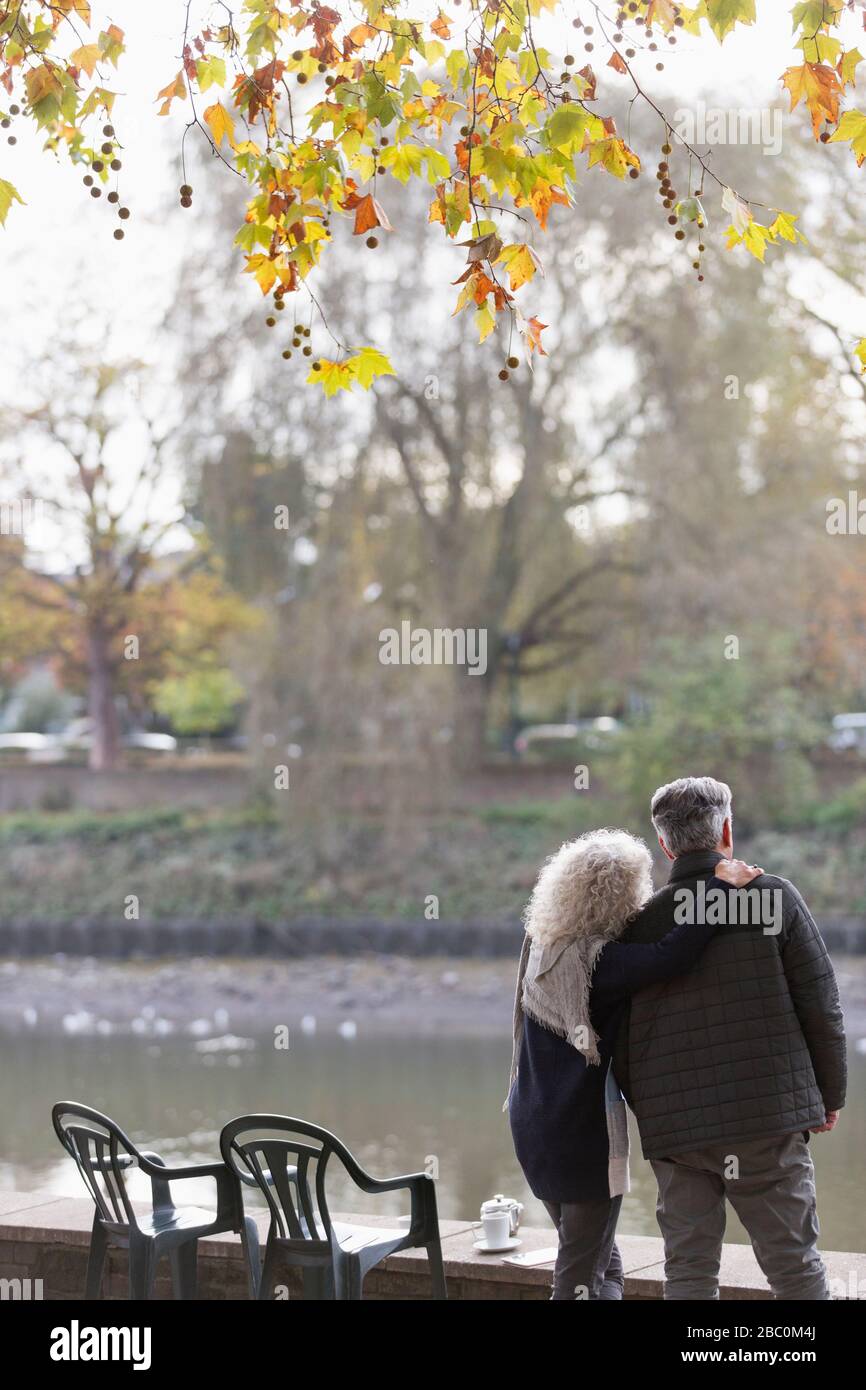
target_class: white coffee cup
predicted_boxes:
[480,1210,511,1248]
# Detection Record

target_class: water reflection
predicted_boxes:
[2,1032,863,1251]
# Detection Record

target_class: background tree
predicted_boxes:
[0,353,256,768]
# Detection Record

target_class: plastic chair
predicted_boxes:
[52,1101,261,1300]
[220,1114,447,1300]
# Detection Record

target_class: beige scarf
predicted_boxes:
[504,929,608,1110]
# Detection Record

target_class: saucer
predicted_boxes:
[473,1236,522,1254]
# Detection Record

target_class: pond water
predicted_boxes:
[2,1030,864,1251]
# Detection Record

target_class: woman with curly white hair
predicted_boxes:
[506,828,760,1301]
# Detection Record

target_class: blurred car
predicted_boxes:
[514,717,623,756]
[828,713,866,753]
[0,732,57,761]
[52,719,178,757]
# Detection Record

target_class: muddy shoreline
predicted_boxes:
[1,954,865,1041]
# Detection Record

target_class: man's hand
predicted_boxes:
[714,857,764,888]
[809,1111,840,1134]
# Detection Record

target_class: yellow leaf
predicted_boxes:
[828,108,866,166]
[352,347,395,389]
[204,102,237,150]
[769,210,807,245]
[586,136,640,179]
[496,243,542,291]
[838,48,864,88]
[25,65,62,108]
[244,254,277,294]
[475,301,495,342]
[307,359,357,396]
[855,339,866,375]
[70,44,101,79]
[0,178,25,227]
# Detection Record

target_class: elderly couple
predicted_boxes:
[507,776,847,1301]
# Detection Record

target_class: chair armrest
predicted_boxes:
[349,1170,439,1239]
[137,1155,241,1225]
[348,1168,428,1196]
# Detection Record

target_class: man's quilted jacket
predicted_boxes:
[612,849,847,1159]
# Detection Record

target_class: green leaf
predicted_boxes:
[0,177,24,226]
[196,56,227,93]
[705,0,757,43]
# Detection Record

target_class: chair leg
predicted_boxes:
[333,1252,363,1301]
[84,1214,109,1299]
[169,1240,198,1300]
[240,1216,261,1299]
[258,1235,280,1301]
[128,1234,157,1301]
[426,1239,448,1300]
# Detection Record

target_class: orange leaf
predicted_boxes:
[524,317,548,357]
[781,62,841,137]
[346,192,393,235]
[156,70,187,116]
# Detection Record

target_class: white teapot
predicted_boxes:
[480,1193,524,1236]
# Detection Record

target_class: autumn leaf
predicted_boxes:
[307,349,395,395]
[475,301,495,343]
[203,101,237,150]
[518,313,548,358]
[496,242,543,291]
[308,358,356,397]
[721,185,751,236]
[725,218,773,262]
[156,71,187,116]
[837,48,863,89]
[855,339,866,375]
[530,181,570,229]
[70,44,101,79]
[586,136,640,179]
[431,10,452,40]
[25,65,62,108]
[244,253,277,295]
[0,178,24,227]
[608,51,628,75]
[352,347,395,389]
[706,0,756,43]
[342,192,393,236]
[828,108,866,165]
[781,62,842,136]
[769,210,807,244]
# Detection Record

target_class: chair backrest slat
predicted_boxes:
[221,1116,364,1246]
[52,1104,141,1232]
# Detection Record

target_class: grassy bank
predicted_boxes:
[2,789,866,922]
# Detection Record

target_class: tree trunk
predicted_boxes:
[450,660,495,772]
[87,625,121,771]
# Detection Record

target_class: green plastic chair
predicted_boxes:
[52,1101,261,1300]
[220,1114,447,1300]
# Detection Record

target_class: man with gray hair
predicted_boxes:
[613,775,846,1300]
